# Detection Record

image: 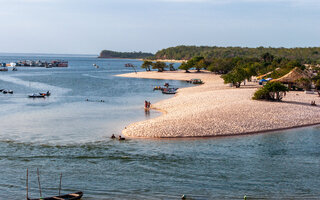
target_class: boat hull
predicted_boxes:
[28,191,83,200]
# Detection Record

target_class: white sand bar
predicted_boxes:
[116,71,320,138]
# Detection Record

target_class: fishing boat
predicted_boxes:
[39,91,51,96]
[28,94,46,98]
[162,88,177,94]
[26,169,83,200]
[27,191,83,200]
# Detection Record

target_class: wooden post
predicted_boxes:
[59,173,62,196]
[37,168,42,198]
[26,168,28,200]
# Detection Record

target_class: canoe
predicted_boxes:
[39,92,51,96]
[28,94,46,98]
[28,191,83,200]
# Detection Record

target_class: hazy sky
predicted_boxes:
[0,0,319,54]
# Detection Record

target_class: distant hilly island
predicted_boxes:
[99,46,320,63]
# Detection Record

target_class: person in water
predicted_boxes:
[118,135,125,140]
[111,134,116,139]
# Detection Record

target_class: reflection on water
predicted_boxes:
[0,55,319,199]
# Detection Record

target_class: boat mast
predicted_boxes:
[59,173,62,196]
[26,168,28,200]
[37,168,42,198]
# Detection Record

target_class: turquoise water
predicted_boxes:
[0,55,319,199]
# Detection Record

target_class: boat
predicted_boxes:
[0,67,8,71]
[12,67,17,71]
[28,94,46,98]
[2,90,8,94]
[187,79,203,84]
[39,91,51,96]
[8,90,13,94]
[27,191,83,200]
[0,89,4,92]
[162,88,178,94]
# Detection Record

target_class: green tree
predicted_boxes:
[297,78,312,91]
[141,60,153,71]
[222,67,247,88]
[261,52,274,63]
[179,62,191,73]
[195,59,207,72]
[168,63,176,71]
[152,61,167,72]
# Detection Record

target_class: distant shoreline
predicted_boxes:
[138,59,187,63]
[117,71,320,138]
[98,57,187,63]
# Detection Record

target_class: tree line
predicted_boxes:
[154,45,320,64]
[99,50,154,59]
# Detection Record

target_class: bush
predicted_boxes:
[252,87,269,100]
[253,82,288,101]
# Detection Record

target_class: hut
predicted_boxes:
[271,67,310,89]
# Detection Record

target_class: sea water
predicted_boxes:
[0,54,319,199]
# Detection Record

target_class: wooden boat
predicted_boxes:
[39,91,51,96]
[27,191,83,200]
[162,88,177,94]
[28,94,46,98]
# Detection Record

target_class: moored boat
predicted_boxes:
[162,88,178,94]
[27,191,83,200]
[28,94,46,98]
[39,91,51,96]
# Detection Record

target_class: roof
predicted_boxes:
[271,67,310,83]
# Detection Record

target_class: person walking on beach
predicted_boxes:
[145,100,148,109]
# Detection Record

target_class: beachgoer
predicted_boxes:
[145,100,148,109]
[119,135,125,140]
[111,134,116,139]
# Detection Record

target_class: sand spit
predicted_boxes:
[116,71,320,138]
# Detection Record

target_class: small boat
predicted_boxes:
[162,88,177,94]
[2,90,8,94]
[153,86,163,90]
[0,89,4,92]
[39,91,51,96]
[27,191,83,200]
[8,90,13,94]
[12,67,18,71]
[28,94,46,98]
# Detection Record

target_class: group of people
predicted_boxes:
[144,100,151,109]
[111,134,125,140]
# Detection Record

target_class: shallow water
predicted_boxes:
[0,54,319,199]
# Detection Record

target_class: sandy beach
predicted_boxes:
[116,71,320,138]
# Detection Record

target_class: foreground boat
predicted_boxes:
[27,191,83,200]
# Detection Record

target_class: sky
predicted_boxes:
[0,0,319,54]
